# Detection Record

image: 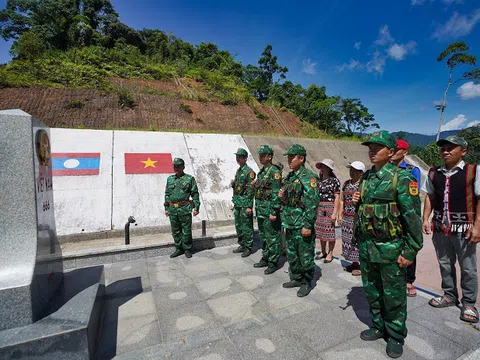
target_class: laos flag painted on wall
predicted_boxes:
[52,153,101,176]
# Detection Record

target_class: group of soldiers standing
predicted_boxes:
[162,129,478,359]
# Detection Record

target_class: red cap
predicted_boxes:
[396,139,409,150]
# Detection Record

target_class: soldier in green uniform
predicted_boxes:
[252,145,282,274]
[279,144,320,297]
[352,131,423,358]
[164,158,200,259]
[231,148,256,257]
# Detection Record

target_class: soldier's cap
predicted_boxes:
[396,139,409,150]
[234,148,248,157]
[361,130,397,149]
[283,144,307,156]
[436,135,468,149]
[257,145,274,154]
[172,158,185,166]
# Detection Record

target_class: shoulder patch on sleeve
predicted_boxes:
[310,177,317,188]
[274,173,281,180]
[250,172,255,179]
[409,181,419,196]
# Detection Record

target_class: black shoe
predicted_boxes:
[282,280,302,288]
[386,339,403,358]
[170,249,184,258]
[297,283,312,297]
[241,249,252,257]
[233,246,244,253]
[264,263,277,275]
[184,250,192,258]
[254,259,268,268]
[360,328,384,341]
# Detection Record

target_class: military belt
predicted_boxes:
[168,200,191,208]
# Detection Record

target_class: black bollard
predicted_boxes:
[202,220,207,237]
[124,216,136,245]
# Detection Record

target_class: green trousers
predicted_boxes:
[257,216,282,264]
[285,228,315,283]
[360,259,407,343]
[169,208,193,250]
[234,206,254,249]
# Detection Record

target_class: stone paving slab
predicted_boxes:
[89,242,480,360]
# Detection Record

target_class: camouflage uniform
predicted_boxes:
[232,148,256,254]
[355,131,423,351]
[253,145,282,273]
[281,144,320,296]
[164,158,200,253]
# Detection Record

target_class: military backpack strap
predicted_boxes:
[465,163,477,224]
[392,168,398,200]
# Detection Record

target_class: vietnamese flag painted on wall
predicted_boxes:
[124,153,174,174]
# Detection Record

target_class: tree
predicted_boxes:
[456,125,480,164]
[244,45,288,102]
[338,98,378,136]
[395,131,406,140]
[420,141,442,167]
[9,30,46,61]
[435,41,480,141]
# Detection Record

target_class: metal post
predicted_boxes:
[124,216,136,245]
[202,220,207,237]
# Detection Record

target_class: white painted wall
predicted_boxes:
[184,134,260,221]
[111,131,208,231]
[50,128,113,236]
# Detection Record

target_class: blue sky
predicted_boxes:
[1,0,480,134]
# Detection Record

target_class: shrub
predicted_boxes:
[180,103,193,113]
[117,88,135,108]
[64,99,86,109]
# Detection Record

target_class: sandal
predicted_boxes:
[428,296,458,308]
[460,306,479,324]
[352,269,362,276]
[406,284,417,297]
[344,263,360,272]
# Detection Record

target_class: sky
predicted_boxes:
[1,0,480,135]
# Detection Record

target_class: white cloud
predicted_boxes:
[411,0,463,6]
[375,25,394,46]
[366,51,387,75]
[337,59,363,72]
[388,41,417,60]
[301,59,317,74]
[457,81,480,100]
[354,41,362,50]
[441,114,467,131]
[467,120,480,127]
[432,9,480,41]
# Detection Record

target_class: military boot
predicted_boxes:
[264,263,277,275]
[360,328,384,341]
[170,248,184,258]
[184,250,192,258]
[386,339,403,358]
[282,279,302,288]
[233,245,244,253]
[297,280,312,297]
[241,248,252,257]
[254,258,268,268]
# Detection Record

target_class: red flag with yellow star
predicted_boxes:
[124,153,173,174]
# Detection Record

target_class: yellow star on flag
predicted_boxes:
[141,157,157,168]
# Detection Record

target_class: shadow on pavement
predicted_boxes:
[340,286,372,328]
[95,277,143,360]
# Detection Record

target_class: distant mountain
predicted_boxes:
[391,129,468,147]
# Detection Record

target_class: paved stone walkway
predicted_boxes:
[94,242,479,360]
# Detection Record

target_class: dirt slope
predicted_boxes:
[0,77,304,136]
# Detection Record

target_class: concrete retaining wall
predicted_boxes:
[50,130,422,236]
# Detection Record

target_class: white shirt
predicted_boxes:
[421,160,480,196]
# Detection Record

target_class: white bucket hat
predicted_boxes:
[347,161,366,172]
[316,158,334,170]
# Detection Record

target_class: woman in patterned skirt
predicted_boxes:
[314,159,341,263]
[338,161,365,276]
